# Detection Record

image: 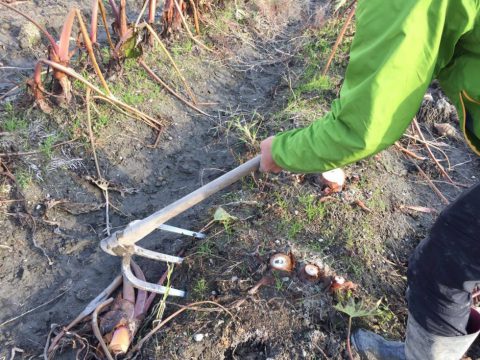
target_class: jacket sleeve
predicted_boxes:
[271,0,448,173]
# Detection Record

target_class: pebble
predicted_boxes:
[193,333,204,342]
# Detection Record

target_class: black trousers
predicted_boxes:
[407,183,480,337]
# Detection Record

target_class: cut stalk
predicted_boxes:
[119,0,129,37]
[187,0,201,35]
[90,0,99,43]
[144,23,197,103]
[86,88,102,178]
[322,7,355,77]
[172,0,213,52]
[58,9,76,62]
[98,0,117,53]
[139,59,210,116]
[75,9,112,97]
[135,0,150,27]
[148,0,157,23]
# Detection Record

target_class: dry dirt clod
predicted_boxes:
[19,22,42,49]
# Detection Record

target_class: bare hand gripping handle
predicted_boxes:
[101,155,261,255]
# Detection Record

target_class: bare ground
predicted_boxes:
[1,0,480,359]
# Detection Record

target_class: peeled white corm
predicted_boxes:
[318,168,345,192]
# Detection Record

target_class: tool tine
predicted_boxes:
[122,256,186,297]
[132,245,183,263]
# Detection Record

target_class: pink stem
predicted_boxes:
[90,0,99,43]
[122,274,136,305]
[148,0,157,24]
[33,62,43,85]
[108,0,120,19]
[58,9,76,62]
[130,260,147,318]
[119,0,129,37]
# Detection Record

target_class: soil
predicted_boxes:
[1,0,480,359]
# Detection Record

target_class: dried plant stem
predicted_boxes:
[98,0,117,53]
[144,23,197,103]
[47,275,122,354]
[322,7,355,77]
[346,317,353,360]
[135,0,150,27]
[0,84,21,101]
[86,89,102,178]
[187,0,201,35]
[172,0,213,52]
[413,162,449,205]
[40,59,162,128]
[130,301,231,354]
[93,94,160,129]
[138,59,210,116]
[92,298,115,360]
[412,118,456,185]
[104,188,111,235]
[394,142,426,161]
[76,10,112,97]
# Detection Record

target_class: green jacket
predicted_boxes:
[271,0,480,173]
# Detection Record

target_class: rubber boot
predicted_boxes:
[405,310,480,360]
[351,310,480,360]
[351,329,405,360]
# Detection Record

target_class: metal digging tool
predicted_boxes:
[100,156,261,298]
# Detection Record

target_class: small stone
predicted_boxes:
[282,277,290,282]
[193,333,204,342]
[231,276,238,282]
[19,22,42,49]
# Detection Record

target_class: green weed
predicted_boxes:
[2,103,28,132]
[193,278,208,297]
[15,169,32,190]
[41,134,58,158]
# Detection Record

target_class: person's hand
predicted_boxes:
[260,136,282,173]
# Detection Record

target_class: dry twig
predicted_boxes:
[322,6,355,76]
[92,298,115,360]
[413,162,449,205]
[47,275,122,354]
[129,301,233,354]
[173,0,213,52]
[412,118,456,185]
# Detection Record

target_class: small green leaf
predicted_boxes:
[334,298,382,319]
[213,207,237,223]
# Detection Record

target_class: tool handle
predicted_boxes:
[101,155,261,254]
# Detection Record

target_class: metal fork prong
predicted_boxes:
[132,245,184,264]
[122,256,186,297]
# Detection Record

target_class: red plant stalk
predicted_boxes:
[148,0,157,23]
[90,0,99,43]
[108,0,120,19]
[119,0,129,37]
[108,261,149,355]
